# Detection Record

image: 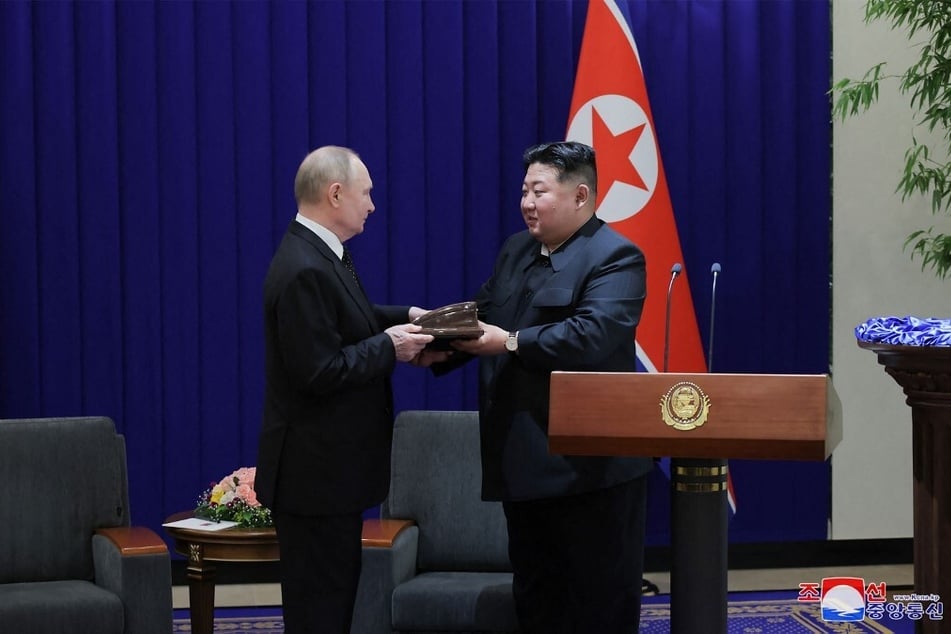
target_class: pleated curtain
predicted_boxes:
[0,0,830,544]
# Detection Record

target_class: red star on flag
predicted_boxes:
[566,0,706,376]
[591,106,647,208]
[566,0,735,516]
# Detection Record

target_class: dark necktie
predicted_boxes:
[341,247,363,289]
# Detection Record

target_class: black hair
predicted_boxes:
[522,141,597,194]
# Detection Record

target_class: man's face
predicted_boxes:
[520,163,587,248]
[336,158,375,241]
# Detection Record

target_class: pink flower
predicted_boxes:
[234,483,253,504]
[214,467,261,507]
[238,485,259,507]
[233,466,256,487]
[218,474,236,492]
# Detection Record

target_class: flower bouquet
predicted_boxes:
[194,466,273,528]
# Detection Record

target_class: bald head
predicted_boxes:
[294,146,375,242]
[294,146,359,206]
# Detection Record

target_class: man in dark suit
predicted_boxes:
[421,141,652,633]
[256,146,433,634]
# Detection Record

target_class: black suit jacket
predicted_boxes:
[256,221,409,515]
[441,215,654,501]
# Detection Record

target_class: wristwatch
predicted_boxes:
[505,331,519,353]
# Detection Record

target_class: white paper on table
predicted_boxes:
[162,517,239,531]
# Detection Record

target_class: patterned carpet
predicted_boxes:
[640,592,916,633]
[173,593,919,633]
[173,607,284,633]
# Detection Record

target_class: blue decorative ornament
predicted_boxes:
[855,316,951,347]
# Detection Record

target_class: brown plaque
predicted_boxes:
[413,301,483,349]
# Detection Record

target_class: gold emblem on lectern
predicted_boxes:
[660,381,710,431]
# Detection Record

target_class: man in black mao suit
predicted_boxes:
[421,141,653,633]
[256,146,432,634]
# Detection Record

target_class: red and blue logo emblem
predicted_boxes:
[821,577,866,622]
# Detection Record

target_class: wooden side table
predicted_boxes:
[163,512,413,634]
[163,512,279,634]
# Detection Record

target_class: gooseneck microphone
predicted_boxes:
[708,263,721,372]
[663,262,682,373]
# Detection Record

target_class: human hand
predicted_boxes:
[451,321,508,356]
[385,324,434,362]
[408,306,429,322]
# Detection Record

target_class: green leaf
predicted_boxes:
[838,0,951,279]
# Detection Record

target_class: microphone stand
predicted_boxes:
[670,261,729,634]
[663,263,682,373]
[708,262,721,372]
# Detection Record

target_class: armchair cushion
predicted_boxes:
[0,416,172,634]
[0,580,124,634]
[0,417,129,583]
[354,410,518,634]
[391,572,518,632]
[383,410,510,572]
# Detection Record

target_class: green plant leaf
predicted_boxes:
[838,0,951,280]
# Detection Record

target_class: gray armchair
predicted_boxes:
[352,410,519,634]
[0,416,173,634]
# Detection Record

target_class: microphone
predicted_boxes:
[708,263,721,372]
[663,263,682,372]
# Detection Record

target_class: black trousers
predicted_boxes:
[273,510,363,634]
[502,475,648,634]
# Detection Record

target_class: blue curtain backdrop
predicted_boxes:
[0,0,830,546]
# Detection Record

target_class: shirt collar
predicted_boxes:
[540,242,564,258]
[296,213,345,260]
[537,215,600,270]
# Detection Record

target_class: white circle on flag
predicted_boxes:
[566,94,659,223]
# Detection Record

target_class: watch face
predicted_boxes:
[506,333,517,351]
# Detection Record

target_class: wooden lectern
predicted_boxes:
[548,371,841,634]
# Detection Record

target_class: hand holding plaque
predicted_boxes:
[412,301,483,350]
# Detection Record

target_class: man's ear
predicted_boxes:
[576,183,590,208]
[329,183,342,206]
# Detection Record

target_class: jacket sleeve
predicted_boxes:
[373,304,413,328]
[276,268,397,394]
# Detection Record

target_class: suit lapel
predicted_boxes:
[288,222,380,331]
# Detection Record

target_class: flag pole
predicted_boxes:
[564,0,730,630]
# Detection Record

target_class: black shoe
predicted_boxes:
[641,578,660,596]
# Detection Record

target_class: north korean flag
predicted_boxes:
[566,0,735,513]
[566,0,706,375]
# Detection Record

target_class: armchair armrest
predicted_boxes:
[352,518,419,634]
[361,518,415,547]
[96,527,169,556]
[93,527,172,634]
